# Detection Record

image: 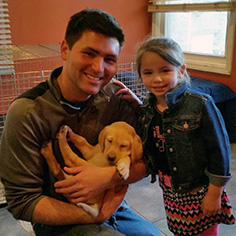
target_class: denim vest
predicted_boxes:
[139,82,232,192]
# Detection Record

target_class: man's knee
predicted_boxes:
[33,223,125,236]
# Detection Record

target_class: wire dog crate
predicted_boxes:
[0,45,147,139]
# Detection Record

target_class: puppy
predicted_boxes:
[41,121,143,217]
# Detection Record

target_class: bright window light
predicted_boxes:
[165,11,228,57]
[150,0,235,75]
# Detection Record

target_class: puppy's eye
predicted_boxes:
[120,145,127,148]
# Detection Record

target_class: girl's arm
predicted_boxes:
[201,183,223,216]
[202,96,231,181]
[113,79,142,108]
[201,96,230,216]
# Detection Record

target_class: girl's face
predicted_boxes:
[140,51,185,99]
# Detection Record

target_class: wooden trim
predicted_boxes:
[148,2,236,12]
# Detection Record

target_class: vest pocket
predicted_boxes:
[173,118,200,131]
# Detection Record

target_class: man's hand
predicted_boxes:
[54,165,117,204]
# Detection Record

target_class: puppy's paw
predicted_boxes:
[57,125,69,139]
[41,141,52,156]
[77,203,99,218]
[117,163,129,180]
[67,127,78,142]
[60,125,70,134]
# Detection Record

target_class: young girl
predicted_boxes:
[115,37,235,236]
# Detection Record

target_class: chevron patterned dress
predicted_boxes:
[159,174,235,236]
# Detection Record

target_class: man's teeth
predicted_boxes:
[86,74,100,81]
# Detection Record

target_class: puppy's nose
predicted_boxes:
[108,155,116,162]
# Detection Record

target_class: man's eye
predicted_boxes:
[84,52,94,57]
[105,58,116,64]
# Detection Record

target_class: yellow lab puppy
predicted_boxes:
[41,121,143,217]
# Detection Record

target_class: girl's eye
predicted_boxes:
[163,69,171,73]
[143,71,152,75]
[162,66,175,73]
[162,68,174,74]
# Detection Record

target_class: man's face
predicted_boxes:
[60,31,120,101]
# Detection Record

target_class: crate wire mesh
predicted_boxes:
[115,53,148,101]
[0,47,147,139]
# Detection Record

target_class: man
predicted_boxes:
[0,9,161,236]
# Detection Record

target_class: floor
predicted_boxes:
[125,143,236,236]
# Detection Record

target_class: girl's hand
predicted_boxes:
[201,183,223,216]
[113,79,141,108]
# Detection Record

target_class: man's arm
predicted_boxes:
[32,185,128,224]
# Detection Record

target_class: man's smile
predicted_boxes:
[85,72,101,81]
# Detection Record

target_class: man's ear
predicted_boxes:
[61,39,69,60]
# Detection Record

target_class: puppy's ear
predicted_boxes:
[98,126,108,152]
[131,134,143,163]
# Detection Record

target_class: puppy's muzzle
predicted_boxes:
[108,155,116,162]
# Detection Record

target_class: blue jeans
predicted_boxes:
[104,200,161,236]
[0,206,30,236]
[34,200,162,236]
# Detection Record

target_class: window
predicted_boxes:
[148,0,236,75]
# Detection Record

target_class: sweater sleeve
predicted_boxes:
[0,98,47,221]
